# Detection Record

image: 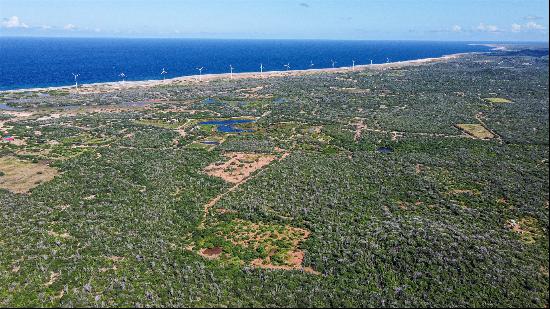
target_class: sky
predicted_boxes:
[0,0,548,41]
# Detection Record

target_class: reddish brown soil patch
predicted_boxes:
[204,152,276,184]
[352,119,366,142]
[199,247,223,259]
[251,253,320,275]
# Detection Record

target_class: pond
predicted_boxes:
[201,141,220,145]
[202,98,217,104]
[0,103,22,111]
[199,119,255,133]
[377,146,394,154]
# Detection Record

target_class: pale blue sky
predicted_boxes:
[0,0,548,41]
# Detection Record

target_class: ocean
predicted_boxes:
[0,37,492,91]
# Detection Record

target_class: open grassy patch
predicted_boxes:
[484,97,512,104]
[505,217,544,244]
[135,119,182,129]
[0,156,58,193]
[195,218,317,273]
[456,124,495,139]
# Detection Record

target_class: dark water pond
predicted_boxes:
[0,103,22,111]
[202,98,217,104]
[377,146,394,154]
[199,119,255,133]
[201,141,220,145]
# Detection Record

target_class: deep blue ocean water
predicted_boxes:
[0,37,492,91]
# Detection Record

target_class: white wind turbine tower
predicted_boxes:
[229,65,235,79]
[284,63,290,71]
[352,60,356,71]
[310,60,315,69]
[196,67,205,81]
[260,63,264,73]
[119,72,126,83]
[370,59,373,65]
[161,68,168,80]
[386,57,390,63]
[72,73,80,89]
[331,59,337,68]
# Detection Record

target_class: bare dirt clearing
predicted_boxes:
[204,152,277,184]
[0,156,58,193]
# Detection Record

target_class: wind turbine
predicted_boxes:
[310,60,315,69]
[72,73,80,89]
[161,68,167,80]
[352,60,356,71]
[284,63,291,71]
[386,57,390,63]
[119,72,126,83]
[229,65,235,79]
[260,63,264,73]
[331,59,337,68]
[196,67,205,81]
[370,59,373,65]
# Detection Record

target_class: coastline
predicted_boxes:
[0,52,474,95]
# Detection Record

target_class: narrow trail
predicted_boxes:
[198,151,290,229]
[353,119,366,142]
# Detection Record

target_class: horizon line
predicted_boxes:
[0,35,549,44]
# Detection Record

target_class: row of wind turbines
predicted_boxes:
[70,58,392,88]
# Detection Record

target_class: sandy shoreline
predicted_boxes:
[1,52,472,94]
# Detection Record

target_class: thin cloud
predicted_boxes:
[63,24,77,30]
[451,25,462,33]
[525,21,546,30]
[523,15,543,21]
[476,23,500,33]
[1,16,29,29]
[299,2,310,8]
[511,21,546,33]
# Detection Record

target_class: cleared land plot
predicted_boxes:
[0,156,58,193]
[456,124,495,139]
[204,152,276,184]
[197,219,318,274]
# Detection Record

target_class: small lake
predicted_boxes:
[0,103,22,111]
[202,98,217,104]
[199,119,255,133]
[377,146,394,154]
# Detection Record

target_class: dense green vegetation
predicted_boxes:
[1,49,548,307]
